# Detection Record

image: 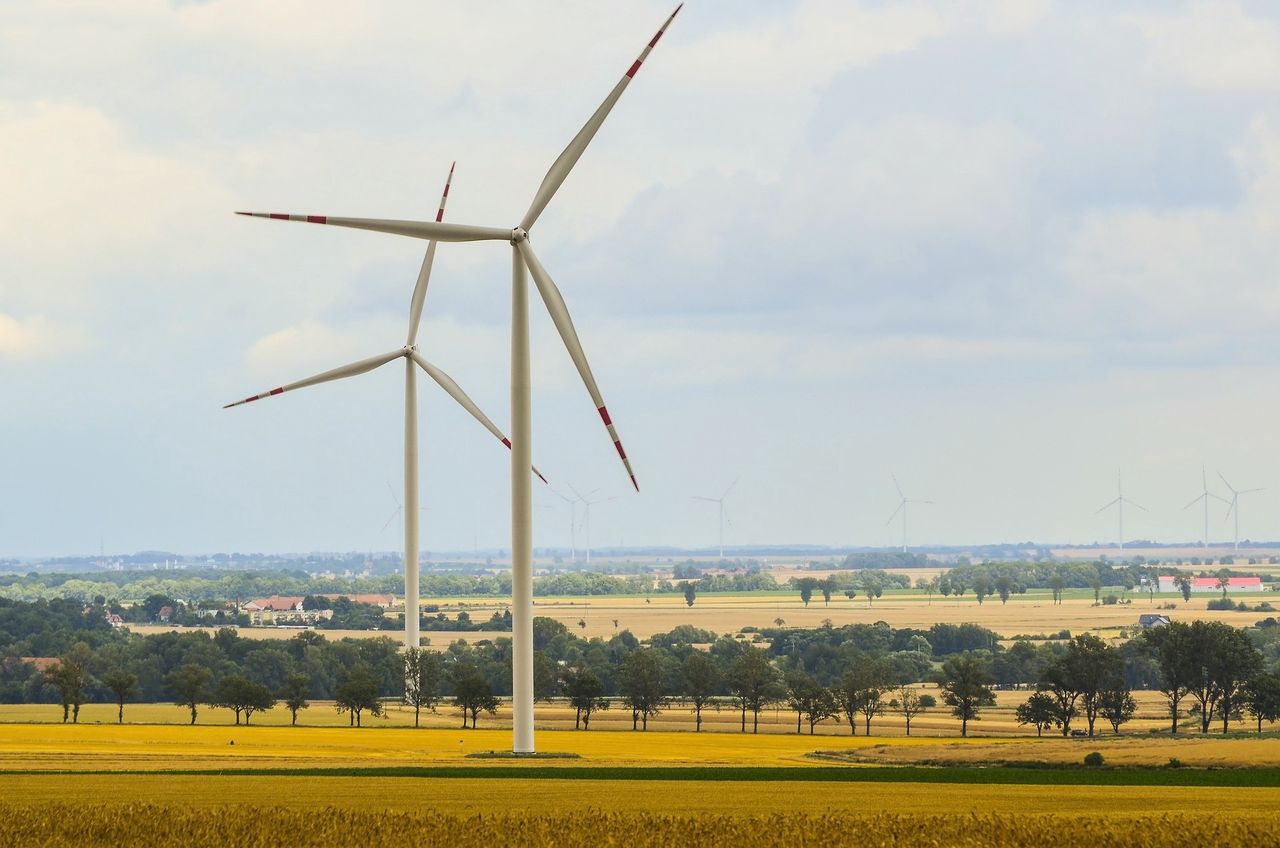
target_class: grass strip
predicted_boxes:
[4,765,1278,787]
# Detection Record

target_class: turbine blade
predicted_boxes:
[691,496,718,502]
[721,477,739,501]
[892,474,904,499]
[409,351,546,484]
[517,239,637,491]
[1127,499,1148,512]
[380,508,402,534]
[1183,493,1204,510]
[886,502,904,525]
[406,162,456,345]
[235,212,509,243]
[1095,497,1120,514]
[1217,471,1237,494]
[386,481,401,509]
[519,5,682,231]
[1242,488,1266,495]
[223,348,403,408]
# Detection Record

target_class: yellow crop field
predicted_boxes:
[1,789,1279,847]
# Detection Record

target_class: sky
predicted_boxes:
[3,0,1280,557]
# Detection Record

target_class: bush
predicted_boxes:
[1102,595,1119,606]
[1207,598,1237,611]
[1083,752,1104,768]
[1166,757,1184,769]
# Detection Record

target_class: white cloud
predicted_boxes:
[0,313,83,361]
[1137,1,1280,91]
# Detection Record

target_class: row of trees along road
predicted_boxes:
[6,596,1280,734]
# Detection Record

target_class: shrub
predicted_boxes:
[1207,598,1236,611]
[1166,757,1184,769]
[1083,752,1104,768]
[1102,595,1119,606]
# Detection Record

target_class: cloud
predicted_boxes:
[1137,1,1280,91]
[0,313,83,361]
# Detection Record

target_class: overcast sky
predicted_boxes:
[3,0,1280,557]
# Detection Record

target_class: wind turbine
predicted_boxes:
[233,7,682,754]
[885,474,932,553]
[692,478,737,558]
[1219,471,1264,552]
[570,485,617,566]
[549,489,578,563]
[224,165,543,654]
[1096,469,1145,550]
[1183,465,1227,549]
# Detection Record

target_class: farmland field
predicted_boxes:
[127,588,1277,644]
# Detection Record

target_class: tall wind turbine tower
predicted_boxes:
[692,478,737,559]
[235,7,683,754]
[1096,469,1145,550]
[570,485,617,566]
[549,489,578,564]
[1219,471,1264,552]
[1183,466,1226,549]
[886,474,932,553]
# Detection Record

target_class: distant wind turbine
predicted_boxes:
[692,478,737,559]
[1183,466,1227,549]
[549,489,578,563]
[1096,469,1145,550]
[224,165,543,654]
[886,474,933,553]
[570,485,617,566]
[1219,471,1264,553]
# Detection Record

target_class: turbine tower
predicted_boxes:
[234,7,683,754]
[571,485,617,566]
[692,478,737,558]
[886,474,932,553]
[1096,469,1145,550]
[1183,465,1226,549]
[1219,471,1264,552]
[225,166,542,654]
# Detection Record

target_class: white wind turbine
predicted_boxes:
[886,474,932,553]
[549,488,578,564]
[225,166,543,654]
[692,478,737,558]
[571,485,617,566]
[233,7,682,754]
[1219,471,1264,553]
[1096,469,1144,550]
[1183,465,1227,549]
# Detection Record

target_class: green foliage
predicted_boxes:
[1084,751,1105,768]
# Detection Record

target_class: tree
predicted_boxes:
[1244,670,1280,733]
[1087,571,1103,606]
[1098,686,1137,734]
[971,573,991,605]
[1048,573,1066,605]
[334,664,383,727]
[889,685,935,736]
[784,671,836,735]
[681,581,697,608]
[994,575,1013,605]
[1179,621,1262,734]
[166,663,212,725]
[212,675,275,725]
[451,667,498,729]
[1016,692,1060,737]
[861,573,883,606]
[934,654,995,737]
[834,657,891,736]
[1144,621,1196,734]
[795,577,819,607]
[403,648,443,728]
[562,668,609,730]
[680,651,719,732]
[1174,575,1193,603]
[279,674,310,726]
[619,649,666,730]
[1216,569,1231,599]
[1037,657,1080,737]
[727,647,782,734]
[101,669,139,724]
[820,577,835,607]
[45,643,92,724]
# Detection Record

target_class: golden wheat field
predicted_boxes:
[4,804,1278,848]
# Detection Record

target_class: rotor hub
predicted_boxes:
[510,227,528,245]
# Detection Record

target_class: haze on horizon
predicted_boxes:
[3,1,1280,559]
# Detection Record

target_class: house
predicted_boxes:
[242,596,306,613]
[1138,614,1171,629]
[1157,575,1264,593]
[20,657,60,673]
[157,605,175,622]
[241,596,332,626]
[329,594,395,609]
[105,613,125,628]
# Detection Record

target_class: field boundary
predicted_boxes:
[5,765,1279,786]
